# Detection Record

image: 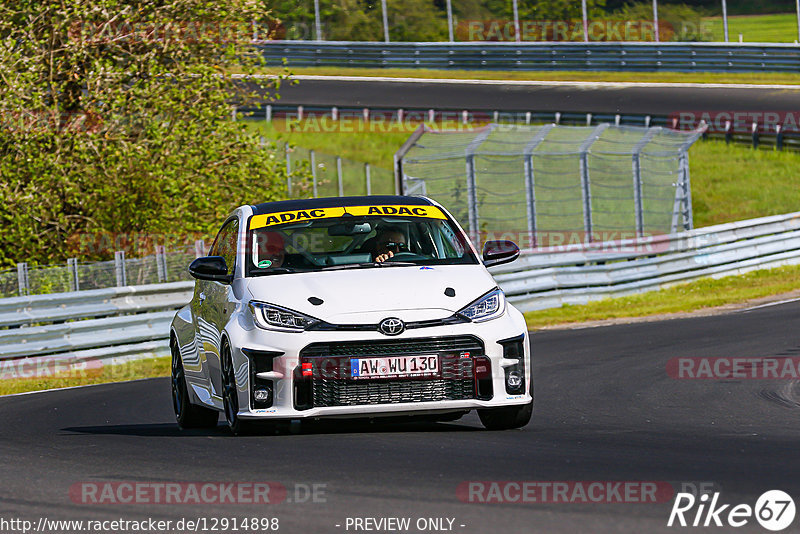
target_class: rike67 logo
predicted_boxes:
[668,490,795,531]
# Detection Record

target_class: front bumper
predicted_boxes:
[226,306,531,420]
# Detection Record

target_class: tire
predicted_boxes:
[478,401,533,430]
[221,341,257,436]
[171,339,219,429]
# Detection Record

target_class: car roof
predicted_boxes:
[250,195,434,215]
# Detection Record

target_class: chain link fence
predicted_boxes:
[282,143,396,198]
[5,246,201,299]
[398,123,705,248]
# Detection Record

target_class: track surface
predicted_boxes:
[275,77,800,115]
[3,301,800,533]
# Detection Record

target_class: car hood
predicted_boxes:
[244,264,497,323]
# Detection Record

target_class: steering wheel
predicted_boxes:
[384,252,424,261]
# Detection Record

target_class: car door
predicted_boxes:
[202,217,239,398]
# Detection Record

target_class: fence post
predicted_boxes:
[632,127,661,238]
[465,126,495,247]
[17,262,29,296]
[523,124,554,250]
[310,150,318,198]
[393,124,426,196]
[579,124,610,243]
[365,163,372,195]
[336,156,344,196]
[285,142,292,196]
[155,245,167,283]
[194,240,206,258]
[67,258,79,292]
[265,104,272,123]
[114,250,127,287]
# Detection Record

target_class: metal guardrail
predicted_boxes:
[0,282,194,367]
[3,211,800,369]
[491,211,800,311]
[260,41,800,73]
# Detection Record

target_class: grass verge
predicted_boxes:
[703,13,800,43]
[0,356,170,396]
[265,66,800,85]
[524,264,800,329]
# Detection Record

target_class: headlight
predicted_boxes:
[248,301,321,332]
[458,288,506,323]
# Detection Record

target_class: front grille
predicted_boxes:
[296,336,483,409]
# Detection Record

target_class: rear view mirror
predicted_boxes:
[328,222,373,236]
[482,240,520,267]
[189,256,231,283]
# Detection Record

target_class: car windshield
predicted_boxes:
[246,204,478,276]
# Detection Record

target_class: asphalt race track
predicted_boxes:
[2,300,800,533]
[273,76,800,115]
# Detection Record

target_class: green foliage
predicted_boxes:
[609,2,709,41]
[0,0,305,266]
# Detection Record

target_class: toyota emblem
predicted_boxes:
[378,317,405,336]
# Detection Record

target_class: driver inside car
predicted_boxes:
[372,226,408,263]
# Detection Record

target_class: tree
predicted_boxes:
[0,0,300,265]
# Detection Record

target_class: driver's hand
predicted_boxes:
[375,251,394,263]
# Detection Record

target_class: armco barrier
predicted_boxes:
[2,211,800,368]
[259,41,800,73]
[0,282,193,368]
[491,211,800,311]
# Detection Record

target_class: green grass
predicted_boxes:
[246,121,409,169]
[524,264,800,329]
[265,66,800,85]
[703,13,800,43]
[0,357,170,396]
[690,141,800,227]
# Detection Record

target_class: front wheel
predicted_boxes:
[221,342,257,436]
[172,340,219,429]
[478,400,533,430]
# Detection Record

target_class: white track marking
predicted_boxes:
[740,297,800,312]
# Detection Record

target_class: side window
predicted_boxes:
[210,219,239,275]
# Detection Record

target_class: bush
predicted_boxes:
[0,0,307,266]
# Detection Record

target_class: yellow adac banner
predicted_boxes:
[249,207,346,229]
[250,205,447,229]
[345,205,447,219]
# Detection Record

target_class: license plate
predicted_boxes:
[350,354,439,379]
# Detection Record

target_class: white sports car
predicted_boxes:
[170,196,533,434]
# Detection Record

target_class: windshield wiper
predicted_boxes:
[318,262,417,271]
[253,267,305,275]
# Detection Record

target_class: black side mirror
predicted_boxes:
[189,256,232,283]
[482,240,520,267]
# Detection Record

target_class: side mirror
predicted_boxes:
[189,256,232,283]
[482,240,520,267]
